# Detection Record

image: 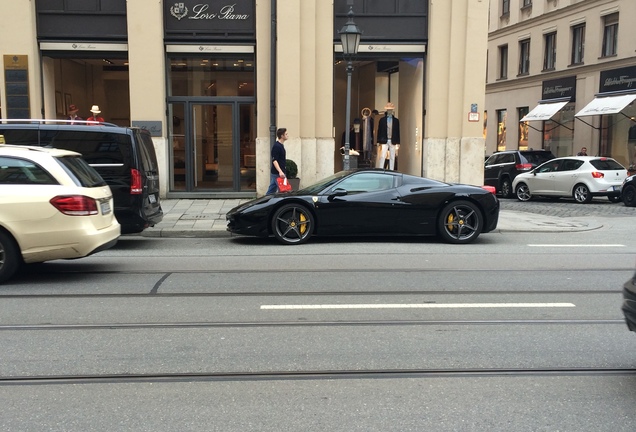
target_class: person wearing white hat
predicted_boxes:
[87,105,105,125]
[376,102,400,170]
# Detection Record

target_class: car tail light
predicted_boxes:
[130,168,142,194]
[50,195,98,216]
[591,171,604,179]
[481,185,496,194]
[515,163,533,171]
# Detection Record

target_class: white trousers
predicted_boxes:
[376,143,396,170]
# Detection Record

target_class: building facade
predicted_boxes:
[0,0,488,198]
[486,0,636,169]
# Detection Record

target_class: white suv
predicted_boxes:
[0,145,120,283]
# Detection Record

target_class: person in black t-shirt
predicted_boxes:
[266,128,289,195]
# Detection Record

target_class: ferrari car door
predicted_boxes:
[316,172,401,235]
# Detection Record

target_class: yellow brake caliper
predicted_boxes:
[299,213,307,234]
[447,213,455,232]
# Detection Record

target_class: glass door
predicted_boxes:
[168,101,255,192]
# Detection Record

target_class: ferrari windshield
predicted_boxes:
[297,170,351,195]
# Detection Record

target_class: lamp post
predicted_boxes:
[339,3,362,170]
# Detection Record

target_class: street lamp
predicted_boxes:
[339,3,362,170]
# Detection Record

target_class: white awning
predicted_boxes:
[521,100,569,122]
[575,93,636,117]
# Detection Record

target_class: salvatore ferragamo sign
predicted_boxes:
[165,1,254,36]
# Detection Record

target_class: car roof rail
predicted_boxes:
[0,119,121,127]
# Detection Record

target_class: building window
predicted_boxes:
[499,45,508,79]
[497,109,507,151]
[522,0,532,8]
[519,39,530,75]
[502,0,510,16]
[543,32,557,70]
[518,107,529,150]
[571,24,585,65]
[602,13,618,57]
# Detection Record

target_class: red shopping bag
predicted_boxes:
[276,177,292,193]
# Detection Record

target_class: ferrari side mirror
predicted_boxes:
[328,188,348,201]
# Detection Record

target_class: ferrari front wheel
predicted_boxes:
[437,200,483,244]
[271,204,314,245]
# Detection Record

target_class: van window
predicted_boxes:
[0,129,39,145]
[40,129,132,167]
[138,131,159,172]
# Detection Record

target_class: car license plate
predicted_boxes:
[100,201,111,215]
[148,194,157,204]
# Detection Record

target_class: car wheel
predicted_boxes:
[437,200,483,244]
[608,195,622,203]
[515,183,532,202]
[0,231,20,284]
[573,184,592,203]
[271,203,314,245]
[500,178,512,198]
[622,185,636,207]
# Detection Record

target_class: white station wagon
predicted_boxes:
[0,145,120,283]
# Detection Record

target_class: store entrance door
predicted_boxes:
[169,101,255,192]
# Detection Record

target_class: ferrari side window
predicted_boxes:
[334,173,394,194]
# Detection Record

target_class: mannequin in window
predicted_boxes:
[66,104,83,125]
[376,102,400,170]
[361,108,375,164]
[87,105,105,125]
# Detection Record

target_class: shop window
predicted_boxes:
[518,39,530,75]
[543,103,575,157]
[518,107,529,150]
[497,109,507,151]
[602,13,618,57]
[499,45,508,79]
[543,32,557,71]
[169,56,255,97]
[571,24,585,65]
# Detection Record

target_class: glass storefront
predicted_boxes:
[167,55,255,192]
[543,103,575,157]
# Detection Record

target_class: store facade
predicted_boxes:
[1,0,489,198]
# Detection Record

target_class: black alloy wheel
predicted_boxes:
[271,203,315,245]
[623,184,636,207]
[515,183,532,202]
[500,178,512,198]
[0,231,20,284]
[573,183,592,203]
[437,200,483,244]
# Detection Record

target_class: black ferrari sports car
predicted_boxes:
[226,169,500,245]
[623,272,636,333]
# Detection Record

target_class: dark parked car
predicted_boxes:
[621,174,636,207]
[623,272,636,333]
[484,150,555,198]
[0,121,162,234]
[227,169,500,245]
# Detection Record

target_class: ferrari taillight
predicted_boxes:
[130,168,143,194]
[50,195,98,216]
[591,171,604,179]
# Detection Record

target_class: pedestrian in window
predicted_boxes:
[87,105,105,125]
[577,147,588,156]
[66,104,83,125]
[266,128,288,195]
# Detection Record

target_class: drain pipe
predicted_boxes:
[270,0,277,149]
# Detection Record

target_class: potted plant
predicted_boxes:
[286,159,300,190]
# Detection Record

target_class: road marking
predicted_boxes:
[528,244,624,247]
[261,303,576,310]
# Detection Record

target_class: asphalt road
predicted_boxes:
[1,213,636,431]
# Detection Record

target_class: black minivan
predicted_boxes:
[0,121,163,233]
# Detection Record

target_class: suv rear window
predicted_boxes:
[589,158,625,171]
[520,152,554,165]
[40,129,132,167]
[55,156,108,188]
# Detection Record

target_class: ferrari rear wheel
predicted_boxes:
[271,203,314,245]
[437,200,483,244]
[0,231,21,284]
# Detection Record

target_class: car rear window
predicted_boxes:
[40,129,132,167]
[0,156,58,185]
[520,152,554,165]
[55,156,108,188]
[589,158,625,170]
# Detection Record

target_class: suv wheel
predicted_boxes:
[515,183,532,202]
[573,184,592,203]
[500,178,512,198]
[622,184,636,207]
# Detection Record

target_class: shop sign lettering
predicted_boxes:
[169,3,249,21]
